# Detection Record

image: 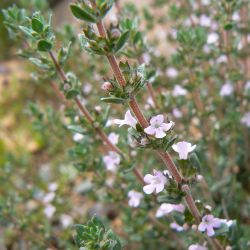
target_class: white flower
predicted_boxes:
[166,67,179,78]
[73,133,84,142]
[156,203,185,217]
[172,141,196,160]
[200,15,211,27]
[43,192,55,204]
[48,182,58,192]
[144,115,174,139]
[108,132,119,145]
[207,32,219,44]
[170,222,184,232]
[172,108,183,118]
[60,214,73,228]
[201,0,210,5]
[245,81,250,90]
[142,53,151,64]
[147,97,155,108]
[128,190,143,207]
[232,12,240,21]
[109,12,118,23]
[172,85,187,97]
[198,214,221,236]
[114,110,137,129]
[44,204,56,218]
[220,82,234,96]
[216,55,227,64]
[241,112,250,127]
[82,83,92,94]
[103,151,121,172]
[189,244,208,250]
[143,170,167,194]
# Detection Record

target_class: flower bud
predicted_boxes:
[196,174,204,182]
[63,83,71,91]
[191,224,197,230]
[111,28,121,39]
[183,223,189,230]
[101,81,113,91]
[141,137,149,146]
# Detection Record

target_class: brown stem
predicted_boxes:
[94,17,204,225]
[182,184,201,224]
[128,96,149,128]
[51,82,71,107]
[157,151,182,184]
[49,51,122,154]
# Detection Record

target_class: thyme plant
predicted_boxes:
[1,0,250,249]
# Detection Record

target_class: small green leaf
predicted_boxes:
[157,194,183,204]
[164,135,178,151]
[101,97,125,104]
[114,30,130,52]
[37,39,52,52]
[19,26,34,38]
[67,125,85,133]
[224,23,234,30]
[70,4,97,23]
[65,89,79,99]
[31,18,43,33]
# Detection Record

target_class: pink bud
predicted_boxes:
[111,28,121,38]
[102,81,113,91]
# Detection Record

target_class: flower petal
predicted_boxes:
[144,126,155,135]
[155,183,165,193]
[198,222,207,232]
[206,226,215,237]
[150,114,164,125]
[155,128,166,138]
[144,174,154,183]
[143,184,155,194]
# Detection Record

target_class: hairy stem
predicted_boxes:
[95,17,203,224]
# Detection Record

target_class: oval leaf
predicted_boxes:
[65,89,79,99]
[31,18,43,33]
[114,30,130,53]
[37,39,52,52]
[70,4,96,23]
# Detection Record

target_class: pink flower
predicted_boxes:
[44,204,56,218]
[172,85,187,97]
[170,222,184,232]
[172,108,183,118]
[166,67,178,78]
[143,170,167,194]
[101,81,113,91]
[60,214,73,228]
[128,190,143,207]
[144,115,174,138]
[198,214,221,236]
[73,133,84,142]
[172,141,196,159]
[156,203,185,217]
[241,112,250,127]
[114,110,137,129]
[220,82,234,96]
[103,151,121,173]
[207,32,219,44]
[199,14,211,27]
[108,132,119,145]
[189,244,208,250]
